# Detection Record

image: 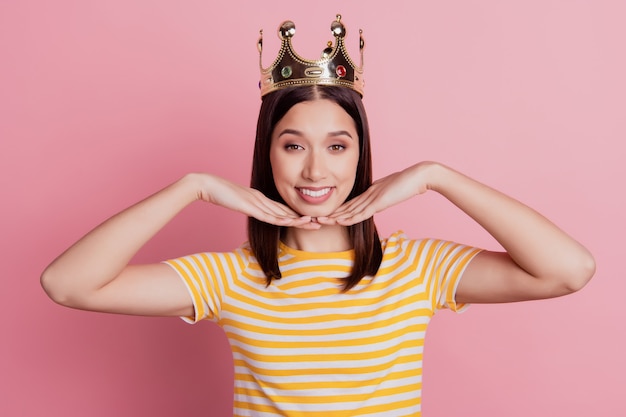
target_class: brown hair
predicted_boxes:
[248,85,382,291]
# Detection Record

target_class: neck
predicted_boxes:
[282,224,352,252]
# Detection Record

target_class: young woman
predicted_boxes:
[41,18,595,417]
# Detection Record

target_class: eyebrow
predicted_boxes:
[276,129,354,140]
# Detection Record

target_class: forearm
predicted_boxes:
[41,173,202,302]
[426,162,595,289]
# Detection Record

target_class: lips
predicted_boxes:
[297,187,334,203]
[298,187,331,197]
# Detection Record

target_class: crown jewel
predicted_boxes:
[258,15,365,97]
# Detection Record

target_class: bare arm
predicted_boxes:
[426,163,595,303]
[320,162,595,303]
[41,173,314,316]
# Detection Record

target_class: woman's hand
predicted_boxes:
[41,172,318,316]
[197,174,319,229]
[317,162,435,226]
[319,161,594,303]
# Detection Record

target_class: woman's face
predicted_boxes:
[269,99,360,218]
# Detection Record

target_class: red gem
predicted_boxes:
[336,65,347,77]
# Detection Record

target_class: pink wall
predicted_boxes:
[1,1,624,416]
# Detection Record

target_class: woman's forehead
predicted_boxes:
[274,100,356,132]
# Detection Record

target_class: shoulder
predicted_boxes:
[236,242,255,261]
[219,243,257,271]
[380,231,479,263]
[380,230,432,254]
[166,242,255,273]
[380,230,409,250]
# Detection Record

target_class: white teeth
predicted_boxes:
[299,188,331,197]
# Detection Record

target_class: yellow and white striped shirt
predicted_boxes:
[165,231,481,416]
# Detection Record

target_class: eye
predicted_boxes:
[329,144,345,151]
[284,144,304,151]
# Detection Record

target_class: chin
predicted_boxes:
[298,209,331,218]
[293,205,336,218]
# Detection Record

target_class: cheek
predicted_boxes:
[269,149,280,180]
[269,155,290,186]
[343,153,360,180]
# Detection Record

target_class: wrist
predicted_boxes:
[179,173,211,202]
[413,161,447,192]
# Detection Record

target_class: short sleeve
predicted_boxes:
[428,240,482,312]
[162,249,247,323]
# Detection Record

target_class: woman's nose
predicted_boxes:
[303,152,327,181]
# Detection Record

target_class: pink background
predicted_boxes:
[1,1,624,416]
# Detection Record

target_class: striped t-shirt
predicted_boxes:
[164,231,481,417]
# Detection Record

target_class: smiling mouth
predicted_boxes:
[298,187,332,198]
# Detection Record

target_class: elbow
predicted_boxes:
[40,265,76,307]
[561,251,596,294]
[41,265,102,310]
[40,266,63,305]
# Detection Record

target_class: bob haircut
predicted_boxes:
[248,85,383,291]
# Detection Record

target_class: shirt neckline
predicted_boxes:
[278,240,355,259]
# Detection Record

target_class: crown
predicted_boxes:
[258,14,365,97]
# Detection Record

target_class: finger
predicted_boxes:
[251,193,303,220]
[327,197,365,219]
[331,193,378,221]
[256,210,311,226]
[243,198,302,223]
[291,220,322,230]
[336,197,380,224]
[338,190,373,212]
[315,216,338,226]
[335,209,375,225]
[335,185,383,215]
[251,193,297,217]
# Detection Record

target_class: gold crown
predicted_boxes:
[258,14,365,97]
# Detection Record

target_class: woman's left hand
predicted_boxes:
[317,161,435,226]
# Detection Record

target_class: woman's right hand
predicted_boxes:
[196,173,319,229]
[41,173,316,317]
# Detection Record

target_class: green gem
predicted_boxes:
[281,66,292,78]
